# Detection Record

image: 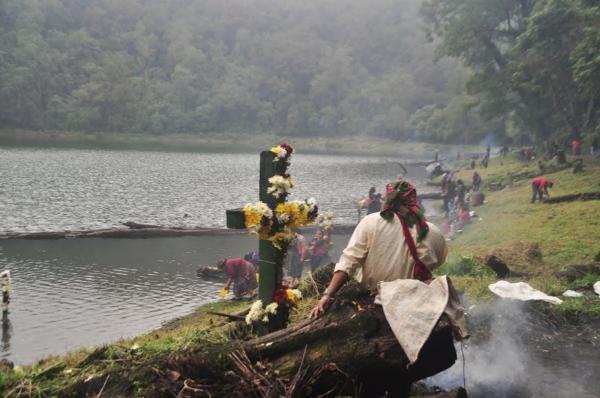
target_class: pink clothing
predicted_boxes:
[458,209,471,225]
[309,237,328,257]
[223,258,255,281]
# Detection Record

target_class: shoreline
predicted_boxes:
[0,224,359,240]
[0,129,481,158]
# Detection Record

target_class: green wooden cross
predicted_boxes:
[226,150,288,304]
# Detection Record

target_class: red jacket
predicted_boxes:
[532,177,551,190]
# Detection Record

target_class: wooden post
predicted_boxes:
[226,150,290,304]
[258,151,286,304]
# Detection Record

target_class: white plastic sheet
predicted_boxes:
[488,280,563,304]
[562,290,583,298]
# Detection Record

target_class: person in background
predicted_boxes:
[217,257,257,299]
[455,179,466,207]
[288,231,306,284]
[367,187,383,214]
[531,177,553,203]
[243,251,259,267]
[308,229,329,271]
[0,271,11,313]
[480,154,489,169]
[457,204,471,227]
[472,171,482,192]
[570,138,582,156]
[486,144,491,159]
[368,193,383,214]
[470,158,476,169]
[591,135,598,157]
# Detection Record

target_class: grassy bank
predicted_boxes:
[436,153,600,317]
[0,129,478,158]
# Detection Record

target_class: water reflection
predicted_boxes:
[2,312,11,352]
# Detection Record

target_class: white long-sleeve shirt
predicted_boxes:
[334,213,448,290]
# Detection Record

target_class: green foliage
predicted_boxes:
[0,0,495,143]
[437,256,494,277]
[423,0,600,144]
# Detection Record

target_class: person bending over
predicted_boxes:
[217,257,257,299]
[531,177,553,203]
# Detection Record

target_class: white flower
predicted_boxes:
[265,302,279,315]
[276,211,290,224]
[267,175,293,198]
[262,315,270,322]
[245,300,266,325]
[277,148,287,159]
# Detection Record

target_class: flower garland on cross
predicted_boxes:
[242,144,318,330]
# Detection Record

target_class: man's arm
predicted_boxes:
[309,271,348,319]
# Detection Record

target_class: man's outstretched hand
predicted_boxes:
[309,295,332,319]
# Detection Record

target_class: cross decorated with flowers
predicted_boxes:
[226,145,318,307]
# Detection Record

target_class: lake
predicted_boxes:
[0,147,432,234]
[0,147,433,364]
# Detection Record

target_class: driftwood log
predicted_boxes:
[419,192,443,200]
[553,263,600,282]
[196,266,226,280]
[0,223,357,240]
[544,191,600,204]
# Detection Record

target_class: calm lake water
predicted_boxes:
[0,147,431,234]
[0,147,432,365]
[0,233,351,365]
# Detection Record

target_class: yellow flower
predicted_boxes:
[285,288,300,306]
[271,146,283,155]
[269,229,294,250]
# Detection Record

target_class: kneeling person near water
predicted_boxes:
[217,257,257,299]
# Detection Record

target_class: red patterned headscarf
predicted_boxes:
[380,179,429,242]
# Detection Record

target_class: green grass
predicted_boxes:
[0,300,252,396]
[443,154,600,315]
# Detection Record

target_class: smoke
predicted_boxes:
[426,299,598,398]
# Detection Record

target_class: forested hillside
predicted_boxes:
[1,0,598,145]
[423,0,600,145]
[0,0,498,143]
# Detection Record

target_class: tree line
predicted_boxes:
[0,0,499,144]
[423,0,600,145]
[1,0,597,145]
